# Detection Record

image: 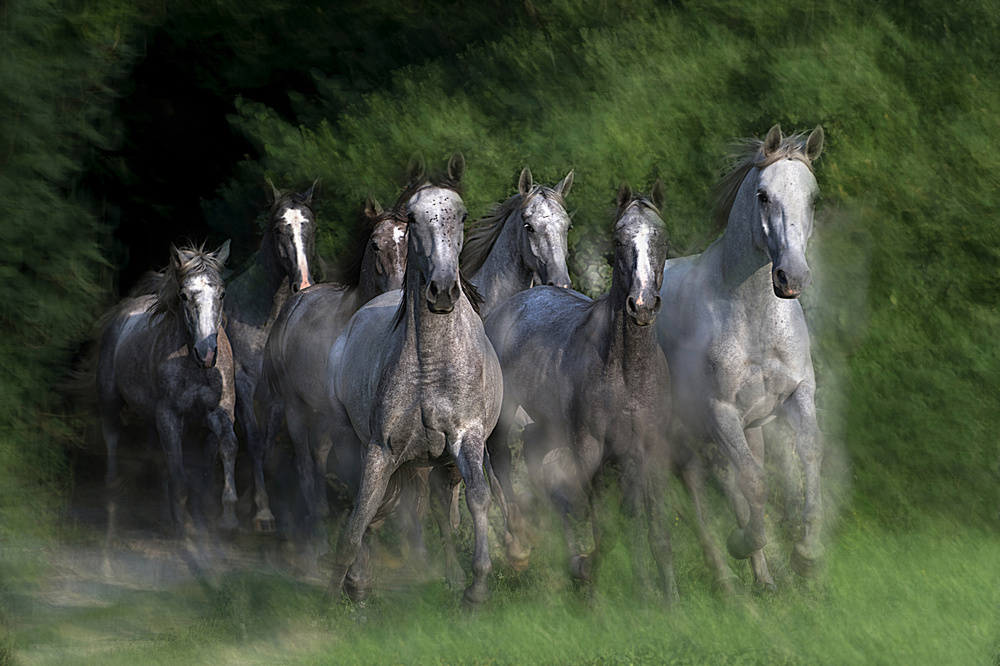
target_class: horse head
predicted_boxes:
[172,240,230,368]
[267,179,319,293]
[364,193,408,293]
[753,124,823,299]
[516,167,573,289]
[614,180,668,326]
[404,152,468,314]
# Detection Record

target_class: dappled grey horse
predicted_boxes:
[96,241,238,544]
[657,125,825,591]
[323,153,502,604]
[225,181,318,532]
[257,194,407,554]
[449,165,573,567]
[485,182,677,600]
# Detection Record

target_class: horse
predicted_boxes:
[322,152,502,605]
[484,181,677,600]
[462,166,574,316]
[96,241,238,547]
[224,180,318,533]
[256,194,407,558]
[656,124,825,591]
[447,165,573,565]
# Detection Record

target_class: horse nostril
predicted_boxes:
[775,269,788,287]
[626,297,637,315]
[448,281,460,301]
[652,295,662,315]
[428,282,440,300]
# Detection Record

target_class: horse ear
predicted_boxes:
[365,191,383,218]
[616,181,633,210]
[265,178,281,205]
[651,178,667,210]
[215,239,231,266]
[303,178,320,204]
[805,125,824,162]
[555,169,574,198]
[763,124,783,156]
[448,151,465,183]
[518,167,533,197]
[169,243,183,269]
[407,153,426,183]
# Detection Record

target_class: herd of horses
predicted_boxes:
[90,124,826,606]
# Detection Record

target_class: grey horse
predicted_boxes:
[657,124,825,591]
[224,181,318,532]
[323,153,502,605]
[96,241,238,545]
[257,194,407,558]
[485,181,677,600]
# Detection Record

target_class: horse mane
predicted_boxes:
[711,131,816,232]
[330,203,408,288]
[148,242,226,317]
[460,186,565,276]
[268,189,316,228]
[614,191,661,225]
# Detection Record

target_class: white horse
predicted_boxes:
[657,124,825,591]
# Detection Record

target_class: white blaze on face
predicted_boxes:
[633,224,653,299]
[282,208,312,290]
[393,225,405,248]
[189,274,218,341]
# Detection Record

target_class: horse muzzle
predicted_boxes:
[193,334,219,368]
[626,292,662,326]
[772,265,811,300]
[425,277,460,314]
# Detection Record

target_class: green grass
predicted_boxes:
[4,508,997,665]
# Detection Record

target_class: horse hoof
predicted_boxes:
[345,579,370,603]
[711,574,739,597]
[791,543,824,578]
[506,552,531,573]
[726,528,763,560]
[254,516,276,534]
[218,514,239,531]
[462,586,490,607]
[569,554,591,581]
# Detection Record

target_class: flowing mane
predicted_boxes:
[148,242,226,317]
[460,186,566,276]
[712,131,817,231]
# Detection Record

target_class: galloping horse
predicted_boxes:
[258,194,407,553]
[96,241,238,542]
[323,153,502,605]
[657,125,825,591]
[225,181,318,532]
[485,182,677,600]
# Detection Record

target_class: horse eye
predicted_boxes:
[524,223,535,233]
[181,292,189,301]
[461,213,468,224]
[220,290,226,300]
[370,240,380,252]
[407,212,416,224]
[757,190,769,205]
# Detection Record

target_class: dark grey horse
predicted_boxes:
[323,153,502,605]
[257,194,407,556]
[656,125,825,591]
[224,181,318,532]
[96,241,238,547]
[484,182,677,600]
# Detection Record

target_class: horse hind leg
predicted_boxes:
[677,451,736,596]
[99,400,125,576]
[237,382,275,533]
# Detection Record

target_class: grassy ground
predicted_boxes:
[3,472,997,665]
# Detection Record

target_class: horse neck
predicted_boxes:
[353,249,383,311]
[597,269,658,377]
[720,172,774,307]
[469,211,532,313]
[256,231,289,294]
[402,265,467,357]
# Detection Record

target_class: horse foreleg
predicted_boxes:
[453,431,492,606]
[156,408,191,536]
[641,454,679,603]
[207,408,239,530]
[236,375,274,533]
[485,399,531,571]
[677,450,735,595]
[285,396,322,568]
[706,403,771,588]
[428,464,465,590]
[783,381,825,578]
[325,439,392,602]
[99,401,124,574]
